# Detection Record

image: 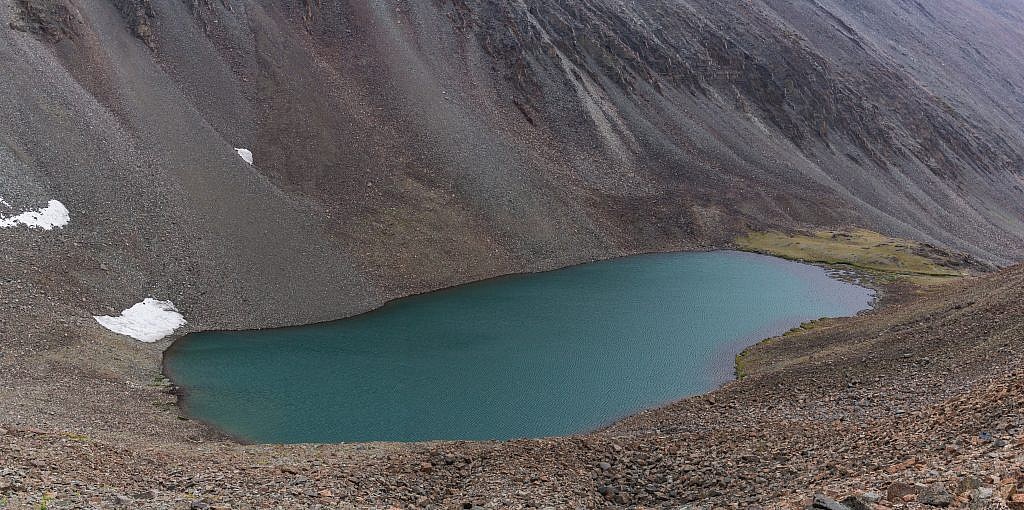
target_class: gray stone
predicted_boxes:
[840,495,874,510]
[861,492,883,503]
[109,494,132,506]
[811,493,851,510]
[918,483,953,507]
[968,488,994,510]
[957,476,983,494]
[887,482,919,501]
[971,487,994,500]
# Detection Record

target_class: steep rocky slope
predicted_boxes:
[2,0,1024,333]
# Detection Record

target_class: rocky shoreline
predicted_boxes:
[160,249,877,446]
[2,262,1022,508]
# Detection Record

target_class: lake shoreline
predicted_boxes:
[4,251,1018,509]
[165,249,872,442]
[157,237,927,447]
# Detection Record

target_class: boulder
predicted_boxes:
[968,487,995,510]
[109,494,131,506]
[861,492,883,503]
[887,482,919,501]
[958,477,984,494]
[811,493,852,510]
[918,483,953,507]
[840,494,874,510]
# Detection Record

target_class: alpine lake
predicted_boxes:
[165,251,873,443]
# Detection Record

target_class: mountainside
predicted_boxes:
[3,1,1024,508]
[3,0,1024,332]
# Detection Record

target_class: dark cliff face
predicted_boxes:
[2,0,1024,327]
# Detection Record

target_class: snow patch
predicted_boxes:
[235,148,253,165]
[0,200,69,230]
[0,196,11,209]
[94,298,187,343]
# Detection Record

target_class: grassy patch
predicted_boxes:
[62,432,90,442]
[735,350,751,380]
[732,228,979,378]
[149,375,172,388]
[780,318,828,337]
[735,228,968,280]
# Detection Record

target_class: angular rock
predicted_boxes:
[812,493,851,510]
[958,477,983,494]
[840,494,874,510]
[887,482,919,501]
[109,494,132,506]
[967,487,995,510]
[861,492,883,503]
[918,483,953,507]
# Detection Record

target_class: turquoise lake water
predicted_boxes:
[164,251,873,443]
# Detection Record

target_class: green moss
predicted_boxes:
[63,432,90,442]
[734,350,749,379]
[735,228,966,282]
[149,375,172,387]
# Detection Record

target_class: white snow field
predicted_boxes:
[0,199,69,229]
[94,299,187,342]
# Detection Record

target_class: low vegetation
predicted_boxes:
[735,228,988,285]
[733,228,992,379]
